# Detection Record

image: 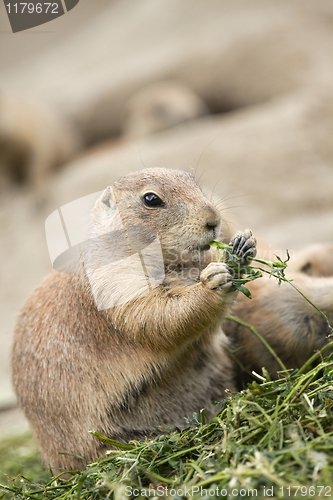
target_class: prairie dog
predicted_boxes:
[0,93,80,199]
[12,168,256,471]
[224,273,333,388]
[122,81,208,138]
[287,243,333,277]
[224,238,333,387]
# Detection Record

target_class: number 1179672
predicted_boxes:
[6,3,59,14]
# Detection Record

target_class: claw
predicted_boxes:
[229,229,257,264]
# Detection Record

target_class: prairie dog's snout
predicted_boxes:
[205,205,221,231]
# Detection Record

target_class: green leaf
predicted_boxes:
[235,285,252,298]
[89,431,134,450]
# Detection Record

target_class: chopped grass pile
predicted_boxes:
[1,351,333,499]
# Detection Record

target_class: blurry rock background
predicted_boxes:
[0,0,332,433]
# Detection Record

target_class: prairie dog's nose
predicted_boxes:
[205,206,221,230]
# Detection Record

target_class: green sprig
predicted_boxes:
[210,240,289,298]
[210,240,333,335]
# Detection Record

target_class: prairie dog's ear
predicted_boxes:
[94,186,119,216]
[99,186,117,209]
[93,186,123,234]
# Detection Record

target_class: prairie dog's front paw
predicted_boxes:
[200,262,233,291]
[229,229,257,265]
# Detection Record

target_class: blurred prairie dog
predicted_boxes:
[12,168,256,471]
[287,243,333,277]
[122,81,208,138]
[0,93,80,199]
[224,271,333,387]
[224,242,333,386]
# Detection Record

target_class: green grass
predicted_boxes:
[0,432,50,497]
[1,351,333,499]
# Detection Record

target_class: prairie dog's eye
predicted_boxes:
[143,192,165,207]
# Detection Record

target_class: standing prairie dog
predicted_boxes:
[12,168,256,471]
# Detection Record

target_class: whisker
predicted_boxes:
[219,205,252,213]
[194,133,222,182]
[210,173,227,199]
[137,143,147,170]
[211,193,250,211]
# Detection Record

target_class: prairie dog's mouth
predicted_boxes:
[198,244,211,251]
[186,243,211,252]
